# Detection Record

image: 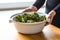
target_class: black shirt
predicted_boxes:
[33,0,60,14]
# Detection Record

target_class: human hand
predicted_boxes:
[23,6,37,12]
[48,10,56,24]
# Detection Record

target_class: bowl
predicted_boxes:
[9,12,48,34]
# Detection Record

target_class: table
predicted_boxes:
[0,10,60,40]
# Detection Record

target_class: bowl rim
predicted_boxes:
[10,12,48,24]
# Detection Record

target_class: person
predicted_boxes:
[23,0,60,28]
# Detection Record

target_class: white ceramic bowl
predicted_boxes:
[10,12,48,34]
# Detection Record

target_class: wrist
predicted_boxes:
[29,6,38,11]
[51,10,56,16]
[48,10,56,19]
[49,10,56,16]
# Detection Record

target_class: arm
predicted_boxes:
[23,0,45,12]
[48,3,60,24]
[33,0,45,10]
[53,3,60,14]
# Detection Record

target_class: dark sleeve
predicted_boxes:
[33,0,45,10]
[53,3,60,14]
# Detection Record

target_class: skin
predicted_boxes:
[23,6,37,12]
[48,10,56,24]
[23,6,56,24]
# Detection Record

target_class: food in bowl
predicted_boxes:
[10,12,47,34]
[13,12,46,23]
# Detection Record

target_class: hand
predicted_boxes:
[48,10,56,24]
[23,6,37,12]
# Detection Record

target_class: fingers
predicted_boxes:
[48,14,53,24]
[44,22,49,26]
[48,10,56,24]
[23,6,37,12]
[23,8,32,12]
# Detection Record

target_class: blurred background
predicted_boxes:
[0,0,46,11]
[0,0,36,10]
